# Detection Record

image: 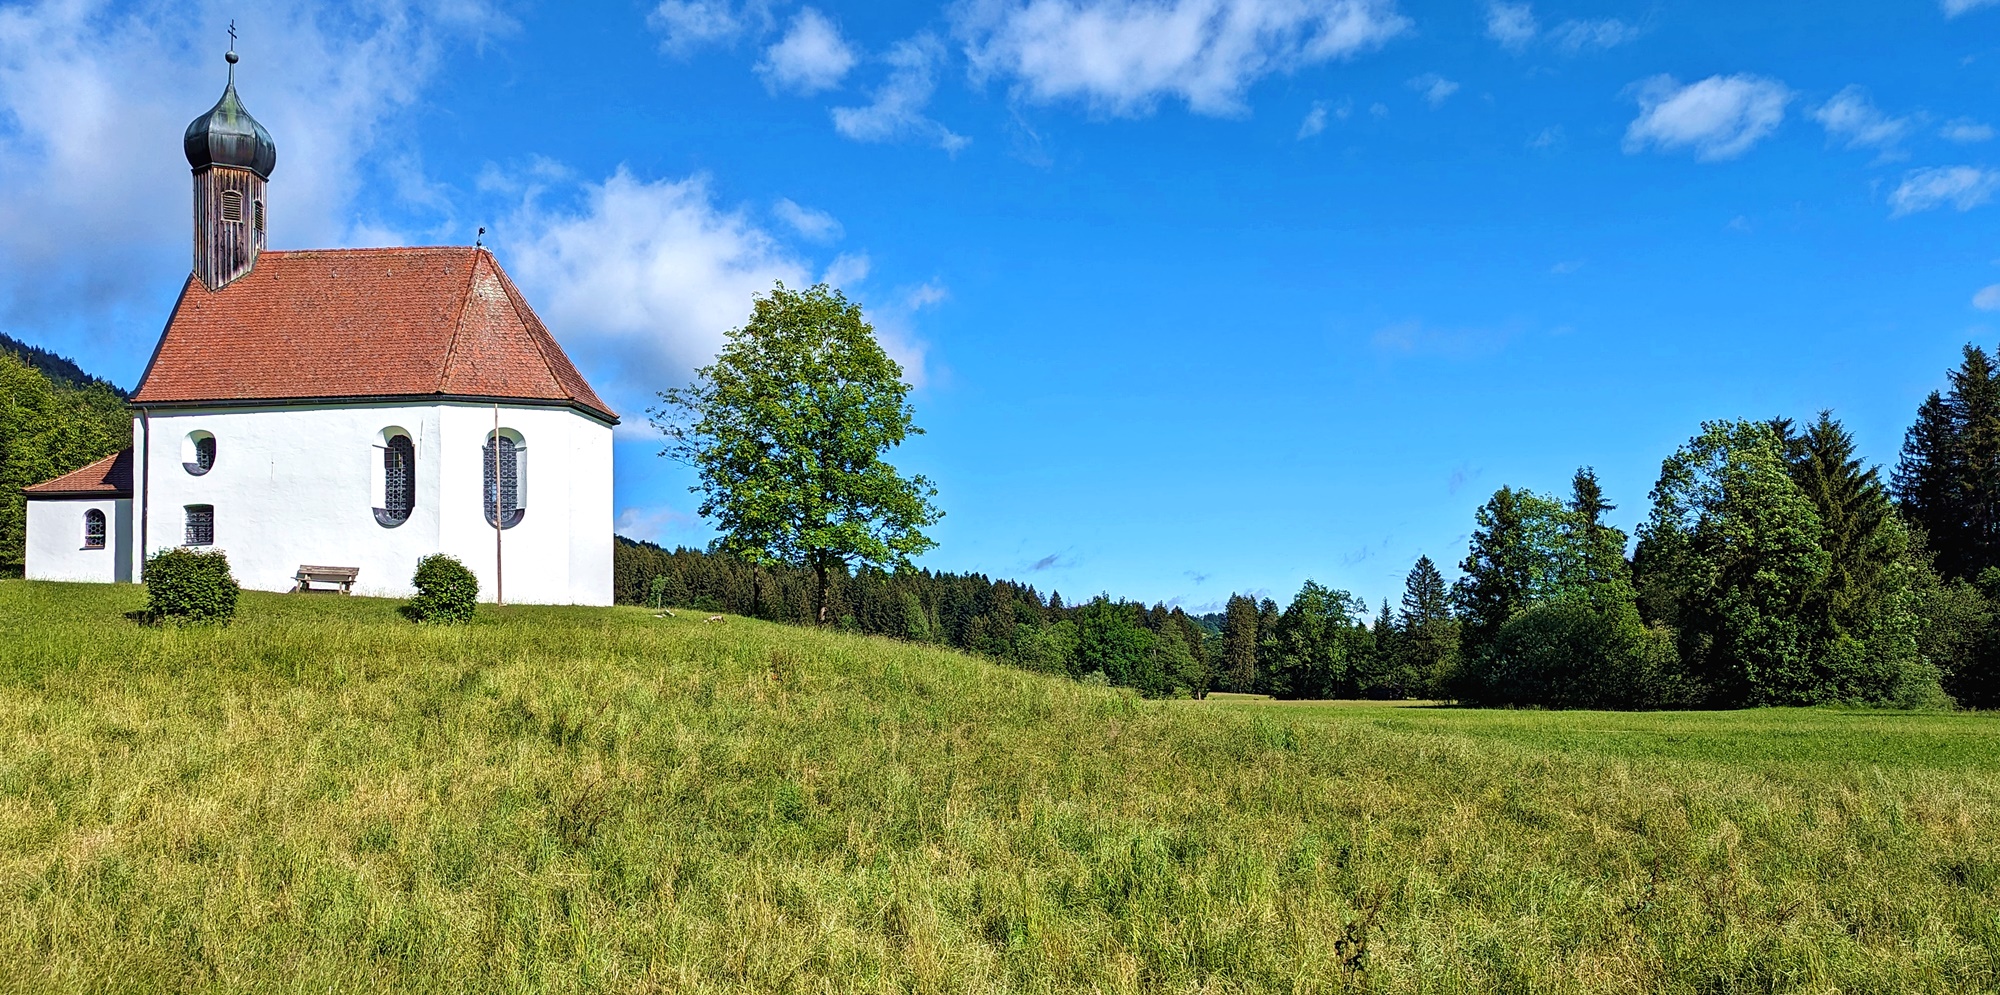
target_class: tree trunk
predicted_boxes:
[814,558,830,626]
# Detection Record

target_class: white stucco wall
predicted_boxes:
[26,498,132,583]
[130,400,613,605]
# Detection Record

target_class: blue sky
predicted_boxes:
[3,0,1998,612]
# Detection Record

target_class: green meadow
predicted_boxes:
[2,580,1998,993]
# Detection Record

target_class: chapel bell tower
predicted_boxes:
[183,38,277,291]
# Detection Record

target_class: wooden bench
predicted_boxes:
[293,565,359,594]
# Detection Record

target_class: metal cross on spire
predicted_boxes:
[228,20,237,52]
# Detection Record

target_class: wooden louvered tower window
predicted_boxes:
[220,190,243,223]
[185,505,214,546]
[381,435,415,525]
[83,509,106,549]
[483,434,525,529]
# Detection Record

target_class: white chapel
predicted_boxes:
[23,48,616,605]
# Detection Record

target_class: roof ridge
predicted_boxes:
[487,257,618,421]
[24,448,133,496]
[491,252,566,394]
[263,245,471,257]
[132,275,199,401]
[435,247,486,394]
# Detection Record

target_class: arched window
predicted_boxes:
[185,505,214,546]
[184,431,215,476]
[220,189,243,223]
[375,433,415,527]
[254,199,264,234]
[483,431,525,529]
[83,509,106,549]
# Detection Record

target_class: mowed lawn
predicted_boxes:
[1,582,1997,993]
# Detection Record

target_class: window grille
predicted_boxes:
[483,434,525,529]
[380,434,415,526]
[220,190,243,223]
[83,509,106,549]
[185,505,214,546]
[195,436,215,472]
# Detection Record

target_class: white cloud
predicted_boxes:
[1372,319,1514,359]
[1485,2,1537,51]
[1486,5,1635,54]
[1812,86,1911,152]
[500,169,933,413]
[616,505,698,544]
[1975,284,2000,310]
[773,197,843,241]
[831,35,969,153]
[0,0,503,334]
[905,281,949,309]
[648,0,767,54]
[959,0,1410,116]
[1297,102,1327,138]
[756,7,856,94]
[499,169,811,415]
[1623,74,1790,162]
[1549,18,1637,52]
[1943,119,1995,143]
[820,251,871,287]
[1528,124,1564,149]
[1889,166,2000,216]
[1943,0,1999,16]
[1407,72,1458,108]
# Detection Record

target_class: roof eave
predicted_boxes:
[23,488,132,499]
[128,392,621,426]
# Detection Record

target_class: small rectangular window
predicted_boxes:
[220,190,243,224]
[185,505,214,546]
[254,200,264,233]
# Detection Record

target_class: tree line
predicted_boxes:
[626,343,2000,709]
[0,341,130,573]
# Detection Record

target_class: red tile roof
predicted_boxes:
[24,449,133,497]
[131,247,616,422]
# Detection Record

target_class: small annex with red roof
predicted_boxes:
[25,48,616,605]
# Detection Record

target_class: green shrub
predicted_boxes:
[407,554,478,624]
[1477,595,1692,709]
[144,547,239,624]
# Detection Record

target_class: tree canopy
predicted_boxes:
[652,283,942,623]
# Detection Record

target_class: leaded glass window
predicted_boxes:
[83,509,106,549]
[381,435,414,525]
[483,433,525,529]
[185,505,214,546]
[185,434,215,476]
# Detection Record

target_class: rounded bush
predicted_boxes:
[145,547,240,624]
[408,554,478,624]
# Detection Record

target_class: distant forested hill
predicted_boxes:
[0,342,129,572]
[0,332,128,398]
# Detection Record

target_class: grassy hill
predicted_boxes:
[2,581,1997,993]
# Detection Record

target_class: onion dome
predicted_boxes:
[183,51,276,179]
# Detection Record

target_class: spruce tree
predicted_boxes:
[1401,555,1450,626]
[1895,346,2000,580]
[1565,467,1630,596]
[1220,594,1261,693]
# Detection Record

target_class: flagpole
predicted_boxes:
[494,403,504,607]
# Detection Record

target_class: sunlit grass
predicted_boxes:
[1,579,1996,992]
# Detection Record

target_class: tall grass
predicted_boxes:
[1,580,1997,992]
